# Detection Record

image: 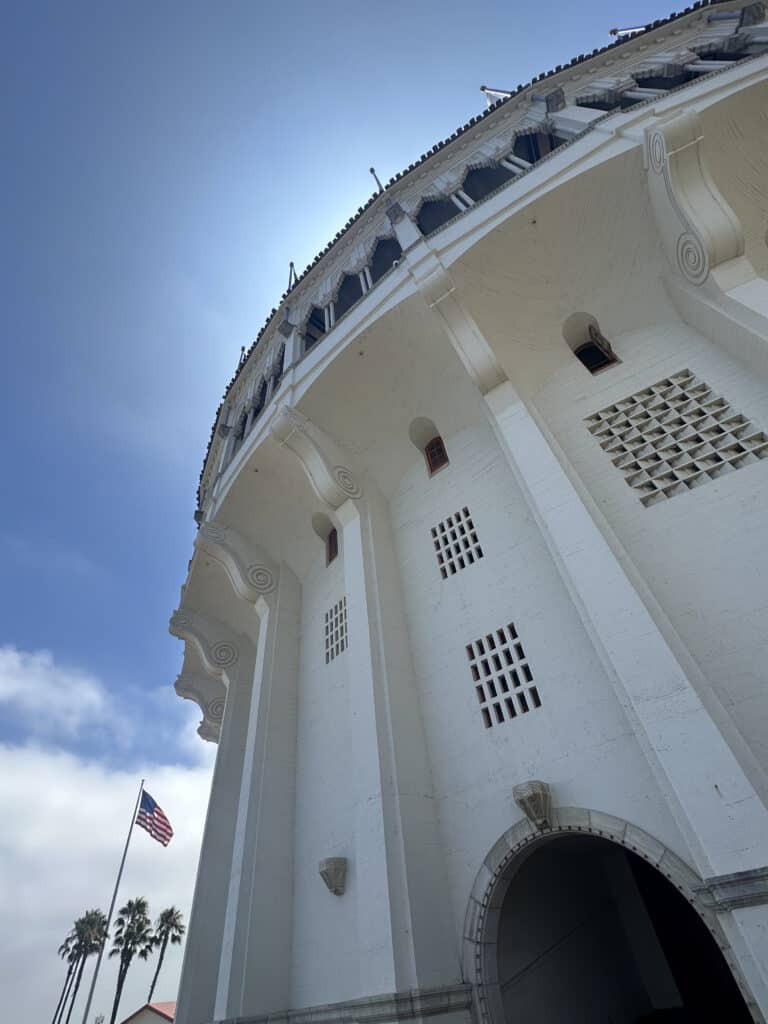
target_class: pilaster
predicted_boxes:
[170,611,257,1024]
[215,563,301,1019]
[337,489,456,994]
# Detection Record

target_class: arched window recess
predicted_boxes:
[270,343,286,392]
[563,313,618,375]
[250,378,268,423]
[461,161,516,203]
[303,305,328,353]
[416,195,462,237]
[232,407,249,452]
[409,417,450,476]
[511,124,568,165]
[312,513,340,567]
[368,236,403,285]
[333,272,365,323]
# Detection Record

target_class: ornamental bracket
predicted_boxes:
[270,404,362,509]
[195,522,277,605]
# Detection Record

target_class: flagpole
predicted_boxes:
[81,778,145,1024]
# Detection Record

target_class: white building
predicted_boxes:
[169,3,768,1021]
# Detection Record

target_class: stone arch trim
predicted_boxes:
[462,807,758,1024]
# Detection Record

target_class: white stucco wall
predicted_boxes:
[290,548,360,1006]
[536,319,768,775]
[388,416,689,951]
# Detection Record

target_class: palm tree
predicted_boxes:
[64,910,108,1024]
[147,907,185,1003]
[52,926,77,1024]
[108,898,154,1024]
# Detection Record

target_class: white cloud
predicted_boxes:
[0,740,214,1024]
[0,646,113,738]
[0,647,216,1023]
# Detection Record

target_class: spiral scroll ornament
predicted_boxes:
[207,698,226,721]
[676,231,708,285]
[333,465,362,499]
[648,130,666,175]
[246,564,276,593]
[210,640,238,668]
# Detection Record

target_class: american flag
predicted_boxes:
[136,790,173,846]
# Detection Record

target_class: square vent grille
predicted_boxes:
[431,506,484,578]
[465,623,541,729]
[325,597,347,664]
[585,369,768,506]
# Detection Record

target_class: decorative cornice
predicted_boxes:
[270,404,362,509]
[693,866,768,911]
[195,522,276,604]
[645,108,746,285]
[174,670,227,743]
[169,608,241,678]
[216,982,472,1024]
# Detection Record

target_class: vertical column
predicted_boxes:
[215,564,301,1019]
[338,487,456,996]
[174,634,256,1024]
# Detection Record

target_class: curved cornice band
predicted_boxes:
[195,522,277,604]
[270,404,362,509]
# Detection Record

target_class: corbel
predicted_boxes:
[174,669,227,743]
[169,607,242,678]
[270,404,362,509]
[645,109,750,289]
[195,522,277,604]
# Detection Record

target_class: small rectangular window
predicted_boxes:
[424,435,449,475]
[326,528,338,566]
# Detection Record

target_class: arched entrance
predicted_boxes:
[464,815,757,1024]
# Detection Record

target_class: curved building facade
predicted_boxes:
[170,3,768,1021]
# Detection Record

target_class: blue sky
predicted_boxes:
[1,0,678,1017]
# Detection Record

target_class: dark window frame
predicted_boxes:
[574,324,619,375]
[424,435,449,475]
[326,528,339,566]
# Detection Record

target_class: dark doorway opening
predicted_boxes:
[494,834,750,1024]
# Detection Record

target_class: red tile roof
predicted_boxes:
[150,1002,176,1021]
[119,1002,175,1024]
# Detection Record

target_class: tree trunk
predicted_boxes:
[52,961,74,1024]
[147,935,168,1003]
[109,960,128,1024]
[65,953,87,1024]
[56,964,76,1024]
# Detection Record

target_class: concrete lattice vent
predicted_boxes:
[585,369,768,507]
